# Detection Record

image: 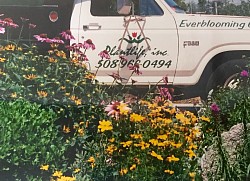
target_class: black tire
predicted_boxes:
[205,59,248,99]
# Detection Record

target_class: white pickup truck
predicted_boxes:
[1,0,249,99]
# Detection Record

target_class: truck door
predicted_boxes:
[75,0,178,84]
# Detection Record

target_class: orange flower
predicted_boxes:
[24,74,37,80]
[37,90,48,98]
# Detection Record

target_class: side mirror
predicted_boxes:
[117,0,132,15]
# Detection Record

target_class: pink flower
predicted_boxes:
[0,27,5,34]
[34,34,48,42]
[66,43,81,52]
[0,18,18,28]
[46,37,64,44]
[158,87,172,100]
[128,63,142,75]
[83,39,95,50]
[240,70,249,77]
[210,103,220,114]
[79,53,88,61]
[98,50,110,59]
[60,30,75,40]
[105,101,131,119]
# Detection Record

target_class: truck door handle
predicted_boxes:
[83,23,101,30]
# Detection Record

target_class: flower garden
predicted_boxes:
[0,16,250,181]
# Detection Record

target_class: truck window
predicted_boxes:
[0,0,44,6]
[91,0,163,16]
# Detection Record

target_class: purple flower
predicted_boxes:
[210,103,220,114]
[47,37,64,44]
[98,50,110,59]
[0,18,18,28]
[0,26,5,34]
[128,63,142,75]
[34,34,48,42]
[240,70,249,77]
[60,30,75,40]
[83,39,95,50]
[158,87,172,100]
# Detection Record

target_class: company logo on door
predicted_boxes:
[96,33,172,69]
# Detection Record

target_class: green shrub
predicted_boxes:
[0,99,67,180]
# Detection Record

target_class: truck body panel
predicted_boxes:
[1,0,250,98]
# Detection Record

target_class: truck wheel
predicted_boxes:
[205,59,248,99]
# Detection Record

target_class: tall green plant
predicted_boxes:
[0,99,67,180]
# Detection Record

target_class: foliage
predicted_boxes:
[49,97,206,181]
[199,60,250,180]
[0,99,67,180]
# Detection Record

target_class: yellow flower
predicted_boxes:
[120,141,133,148]
[167,155,180,162]
[117,102,131,115]
[11,92,17,98]
[176,113,191,125]
[130,134,142,139]
[5,44,15,51]
[120,168,128,175]
[172,129,180,135]
[150,151,163,161]
[200,115,210,122]
[189,172,196,178]
[149,139,158,146]
[74,168,81,173]
[77,128,84,136]
[134,141,150,150]
[56,50,66,58]
[88,156,95,163]
[0,57,6,62]
[88,157,95,169]
[130,164,136,171]
[184,149,196,158]
[24,74,37,80]
[106,144,117,155]
[37,90,48,98]
[40,164,49,170]
[170,142,182,148]
[164,169,174,174]
[130,113,145,122]
[74,98,82,105]
[63,125,70,133]
[98,120,113,132]
[60,86,66,90]
[157,134,168,140]
[17,47,22,51]
[70,95,76,101]
[52,170,63,177]
[57,176,76,181]
[108,138,115,142]
[85,72,96,80]
[48,57,58,63]
[162,118,172,124]
[188,143,198,150]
